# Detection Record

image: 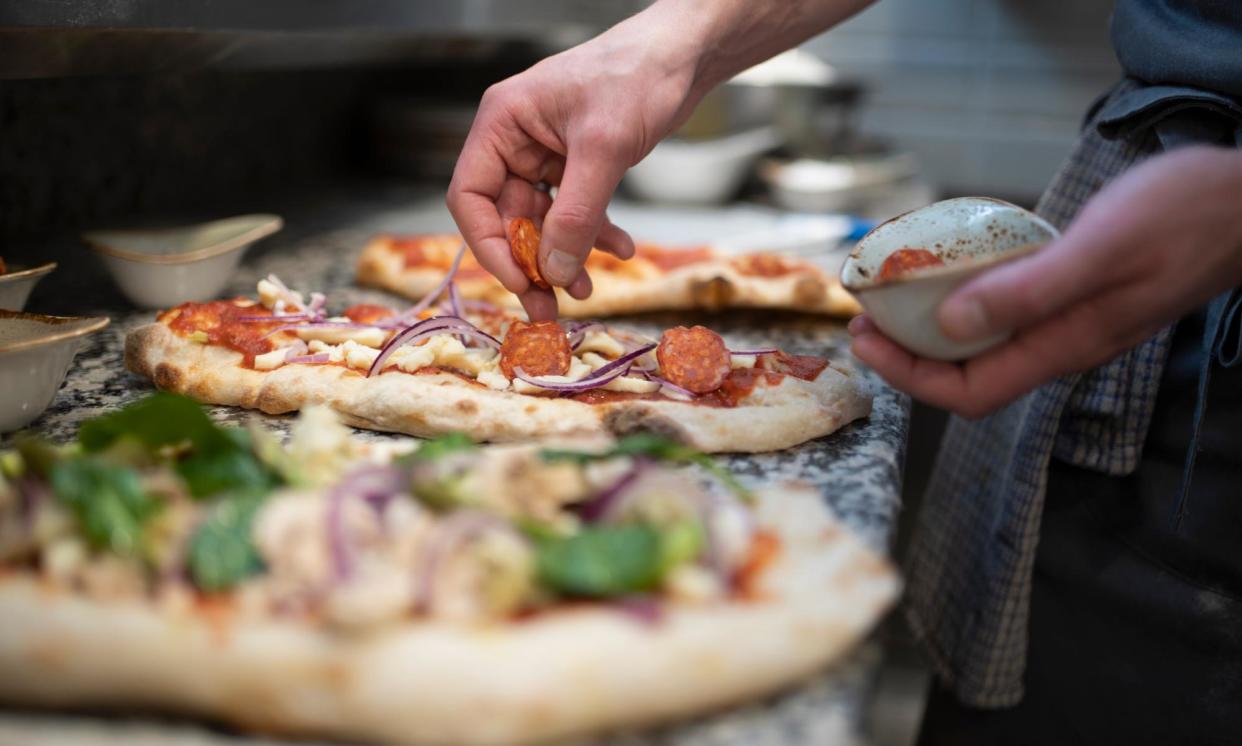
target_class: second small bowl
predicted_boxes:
[84,214,282,309]
[0,310,110,432]
[841,197,1059,361]
[0,262,57,311]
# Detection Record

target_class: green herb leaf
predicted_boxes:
[79,394,280,500]
[406,432,476,462]
[49,458,161,557]
[187,493,265,593]
[540,434,750,501]
[535,524,664,598]
[79,393,228,455]
[659,521,704,572]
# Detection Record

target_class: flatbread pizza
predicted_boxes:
[356,221,861,318]
[124,261,872,453]
[0,396,899,745]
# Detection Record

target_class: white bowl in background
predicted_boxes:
[0,310,110,432]
[84,214,282,309]
[0,262,57,311]
[760,152,919,213]
[623,128,780,205]
[841,197,1059,361]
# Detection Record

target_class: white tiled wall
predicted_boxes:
[804,0,1121,200]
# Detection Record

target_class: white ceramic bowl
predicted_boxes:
[840,197,1059,361]
[0,262,57,311]
[624,128,780,205]
[84,214,283,309]
[0,310,110,433]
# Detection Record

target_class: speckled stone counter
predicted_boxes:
[1,193,909,746]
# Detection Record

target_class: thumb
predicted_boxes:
[539,142,629,287]
[936,232,1111,342]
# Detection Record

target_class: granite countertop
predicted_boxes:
[2,190,910,746]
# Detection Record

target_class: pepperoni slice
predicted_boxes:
[877,248,944,281]
[507,218,550,289]
[499,320,571,379]
[759,351,829,381]
[656,325,731,394]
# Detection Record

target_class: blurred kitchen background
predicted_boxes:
[0,2,1120,744]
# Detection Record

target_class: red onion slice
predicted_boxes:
[614,594,665,626]
[568,321,605,350]
[512,343,656,393]
[391,241,468,324]
[639,371,697,400]
[729,348,778,356]
[264,274,307,313]
[366,315,500,377]
[574,459,650,522]
[326,465,410,581]
[282,339,309,361]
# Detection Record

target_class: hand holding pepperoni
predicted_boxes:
[850,146,1242,418]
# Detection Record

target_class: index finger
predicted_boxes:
[446,136,531,295]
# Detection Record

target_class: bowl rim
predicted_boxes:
[0,309,111,354]
[842,242,1044,292]
[840,197,1056,292]
[83,214,283,266]
[0,261,58,284]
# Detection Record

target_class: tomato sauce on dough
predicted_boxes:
[164,300,283,367]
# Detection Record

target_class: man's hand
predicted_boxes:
[447,0,874,320]
[850,146,1242,418]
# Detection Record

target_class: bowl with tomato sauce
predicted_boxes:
[840,197,1059,361]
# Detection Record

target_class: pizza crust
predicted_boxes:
[124,323,873,453]
[356,238,862,318]
[0,487,899,746]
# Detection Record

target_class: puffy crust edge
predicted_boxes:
[0,488,899,746]
[124,323,871,453]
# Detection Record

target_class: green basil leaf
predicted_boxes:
[540,434,750,501]
[49,458,161,557]
[79,393,229,455]
[187,492,265,593]
[535,524,664,598]
[403,432,476,463]
[175,447,278,500]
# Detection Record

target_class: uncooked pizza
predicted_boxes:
[125,255,872,453]
[0,396,899,745]
[356,218,861,317]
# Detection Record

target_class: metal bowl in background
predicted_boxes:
[681,50,866,157]
[761,149,920,213]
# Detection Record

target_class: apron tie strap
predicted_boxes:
[1173,288,1242,529]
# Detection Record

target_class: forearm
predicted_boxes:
[596,0,875,105]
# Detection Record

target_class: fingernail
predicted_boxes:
[847,316,866,336]
[940,298,990,341]
[544,250,580,286]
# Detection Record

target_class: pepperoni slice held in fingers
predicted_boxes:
[500,320,572,379]
[508,218,551,289]
[657,326,732,394]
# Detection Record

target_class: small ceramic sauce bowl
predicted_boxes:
[0,262,57,311]
[840,197,1060,361]
[0,310,109,433]
[84,214,282,309]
